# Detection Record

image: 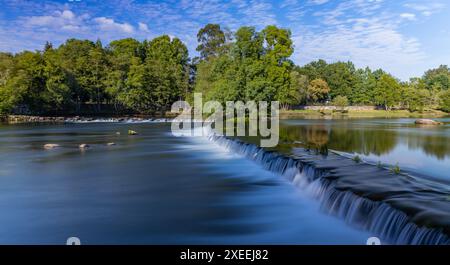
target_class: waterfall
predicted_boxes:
[207,132,450,245]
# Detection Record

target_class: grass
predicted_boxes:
[280,109,448,119]
[391,163,401,174]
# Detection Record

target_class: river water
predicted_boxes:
[0,118,448,244]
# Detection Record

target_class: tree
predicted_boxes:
[58,39,96,111]
[296,59,328,81]
[439,89,450,113]
[325,61,356,102]
[423,65,450,90]
[234,26,263,60]
[352,67,376,105]
[288,71,308,105]
[6,51,46,113]
[105,38,142,112]
[196,24,226,60]
[307,79,330,103]
[43,48,74,112]
[373,73,401,110]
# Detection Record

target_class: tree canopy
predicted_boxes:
[0,24,449,115]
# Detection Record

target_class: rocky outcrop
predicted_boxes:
[7,115,65,124]
[415,119,443,125]
[44,144,60,149]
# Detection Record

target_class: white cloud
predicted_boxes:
[94,17,134,34]
[293,0,427,80]
[404,2,445,17]
[23,10,89,32]
[138,22,149,33]
[309,0,329,5]
[400,13,416,21]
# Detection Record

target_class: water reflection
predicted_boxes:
[278,119,450,158]
[274,118,450,180]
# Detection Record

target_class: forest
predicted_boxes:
[0,23,449,115]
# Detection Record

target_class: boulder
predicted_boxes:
[44,144,59,149]
[415,119,443,125]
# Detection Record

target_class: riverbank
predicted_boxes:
[1,109,448,124]
[280,109,449,119]
[0,114,178,124]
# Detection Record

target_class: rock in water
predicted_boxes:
[415,119,443,125]
[128,130,138,135]
[107,142,116,146]
[79,144,90,149]
[44,144,59,149]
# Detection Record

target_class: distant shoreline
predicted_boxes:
[1,109,448,124]
[280,109,449,119]
[0,114,176,124]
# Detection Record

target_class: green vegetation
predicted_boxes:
[1,23,449,115]
[0,37,188,115]
[353,155,362,163]
[280,109,447,119]
[332,96,349,111]
[391,163,401,174]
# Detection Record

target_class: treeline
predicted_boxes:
[296,60,450,112]
[0,23,449,115]
[194,24,450,112]
[0,37,189,114]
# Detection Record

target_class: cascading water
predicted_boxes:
[206,131,450,245]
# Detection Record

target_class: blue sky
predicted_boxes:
[0,0,449,80]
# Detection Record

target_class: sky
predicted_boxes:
[0,0,449,80]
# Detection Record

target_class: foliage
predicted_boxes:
[332,95,349,111]
[307,79,330,103]
[391,163,401,174]
[0,24,449,115]
[440,89,450,113]
[373,73,401,110]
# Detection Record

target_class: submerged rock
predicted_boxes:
[415,119,443,125]
[128,130,138,135]
[44,143,60,149]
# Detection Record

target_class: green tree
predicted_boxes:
[105,38,142,112]
[196,24,226,60]
[423,65,450,90]
[373,73,401,110]
[43,48,74,112]
[439,89,450,112]
[325,61,356,102]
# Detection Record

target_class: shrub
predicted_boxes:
[332,96,349,111]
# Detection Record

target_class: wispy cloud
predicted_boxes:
[404,2,445,17]
[292,0,430,79]
[0,0,447,79]
[94,17,134,34]
[400,13,416,21]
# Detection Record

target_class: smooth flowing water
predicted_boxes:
[0,118,448,244]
